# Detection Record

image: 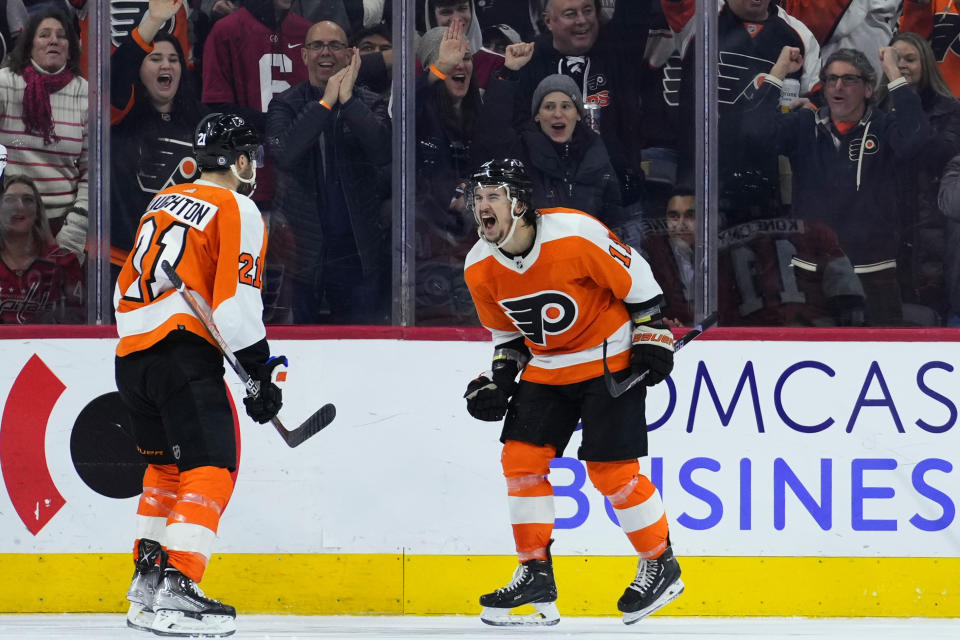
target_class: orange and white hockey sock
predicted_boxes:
[133,464,180,561]
[502,440,556,561]
[164,465,234,582]
[587,460,669,559]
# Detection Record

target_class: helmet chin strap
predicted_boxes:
[231,160,257,197]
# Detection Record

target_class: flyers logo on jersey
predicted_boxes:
[500,290,579,346]
[145,193,219,231]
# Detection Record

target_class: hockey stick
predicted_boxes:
[602,312,719,398]
[160,260,336,447]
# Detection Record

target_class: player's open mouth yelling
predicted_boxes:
[451,72,467,87]
[481,213,497,232]
[157,73,173,89]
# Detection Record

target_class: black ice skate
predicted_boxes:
[618,545,684,624]
[479,541,559,626]
[125,538,166,632]
[150,567,237,637]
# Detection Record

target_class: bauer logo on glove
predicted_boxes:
[630,325,675,386]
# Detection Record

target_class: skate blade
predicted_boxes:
[151,609,237,637]
[125,602,155,633]
[622,578,685,625]
[480,602,560,626]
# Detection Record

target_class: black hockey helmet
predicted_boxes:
[470,158,534,206]
[194,113,262,171]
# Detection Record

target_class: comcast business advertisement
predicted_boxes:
[1,336,958,558]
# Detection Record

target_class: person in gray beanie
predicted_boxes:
[472,44,622,228]
[416,24,448,69]
[530,74,585,122]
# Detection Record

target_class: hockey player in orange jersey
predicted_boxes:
[114,112,285,637]
[463,159,684,626]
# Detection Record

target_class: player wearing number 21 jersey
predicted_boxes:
[114,114,286,638]
[462,160,683,628]
[114,179,267,357]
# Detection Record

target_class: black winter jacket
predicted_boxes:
[745,76,932,267]
[512,1,649,199]
[474,71,622,226]
[266,82,391,280]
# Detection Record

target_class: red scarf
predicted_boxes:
[22,64,74,145]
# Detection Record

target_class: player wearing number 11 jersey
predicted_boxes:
[462,159,684,627]
[114,113,285,638]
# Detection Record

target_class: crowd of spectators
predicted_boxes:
[4,0,960,328]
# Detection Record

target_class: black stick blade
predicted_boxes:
[284,403,337,448]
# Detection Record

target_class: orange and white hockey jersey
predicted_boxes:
[464,208,663,385]
[114,179,268,357]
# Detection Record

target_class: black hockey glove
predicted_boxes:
[630,323,675,386]
[464,375,512,421]
[464,339,527,421]
[243,355,286,424]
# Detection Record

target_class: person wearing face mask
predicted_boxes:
[110,0,209,270]
[474,44,622,228]
[266,20,392,325]
[0,171,84,324]
[0,9,88,259]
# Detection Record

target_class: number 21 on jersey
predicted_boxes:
[122,215,262,303]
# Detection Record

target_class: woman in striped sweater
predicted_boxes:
[0,8,88,259]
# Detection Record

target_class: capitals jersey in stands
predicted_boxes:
[115,180,268,357]
[464,208,663,385]
[201,7,311,201]
[0,246,83,324]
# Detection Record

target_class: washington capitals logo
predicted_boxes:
[500,291,578,346]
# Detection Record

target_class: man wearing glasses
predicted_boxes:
[746,45,933,326]
[266,21,392,324]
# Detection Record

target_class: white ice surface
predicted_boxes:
[0,615,957,639]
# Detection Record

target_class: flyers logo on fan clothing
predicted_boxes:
[114,180,268,358]
[464,208,663,386]
[848,134,880,161]
[932,13,960,61]
[901,3,960,96]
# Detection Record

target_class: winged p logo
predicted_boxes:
[500,291,579,346]
[718,51,777,106]
[662,54,683,108]
[932,13,960,63]
[848,134,879,162]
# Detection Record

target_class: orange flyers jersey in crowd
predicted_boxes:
[115,180,268,358]
[464,208,663,386]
